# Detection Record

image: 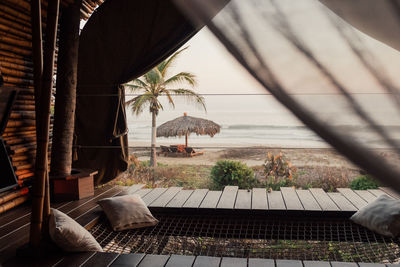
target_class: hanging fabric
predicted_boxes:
[173,0,400,192]
[75,0,197,184]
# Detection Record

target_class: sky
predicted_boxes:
[120,0,400,146]
[169,0,400,96]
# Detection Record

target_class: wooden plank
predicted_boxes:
[199,191,222,209]
[110,253,145,267]
[122,184,146,195]
[303,261,331,267]
[251,188,268,210]
[135,189,152,198]
[330,262,358,267]
[183,189,208,208]
[141,188,168,205]
[328,193,357,212]
[267,190,286,210]
[354,190,377,203]
[235,189,252,210]
[192,256,221,267]
[0,185,112,239]
[149,187,182,207]
[220,257,247,267]
[276,259,303,267]
[164,255,195,267]
[358,263,386,267]
[81,252,119,267]
[3,249,64,267]
[217,186,238,209]
[379,187,400,199]
[337,188,368,210]
[166,190,194,208]
[55,252,97,267]
[309,188,339,211]
[137,254,170,267]
[281,187,303,210]
[296,190,321,211]
[368,189,392,198]
[248,258,274,267]
[0,186,124,263]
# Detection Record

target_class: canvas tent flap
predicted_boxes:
[74,0,197,184]
[319,0,400,51]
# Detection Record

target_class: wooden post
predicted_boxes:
[29,0,60,248]
[185,133,188,147]
[50,0,82,177]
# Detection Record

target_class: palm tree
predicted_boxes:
[125,47,206,167]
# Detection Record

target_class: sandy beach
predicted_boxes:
[132,145,358,169]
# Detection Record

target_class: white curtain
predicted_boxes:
[174,0,400,192]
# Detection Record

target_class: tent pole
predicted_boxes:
[185,133,188,147]
[30,0,60,248]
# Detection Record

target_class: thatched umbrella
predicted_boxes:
[157,113,220,147]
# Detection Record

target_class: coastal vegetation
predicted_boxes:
[111,148,380,192]
[125,47,206,167]
[211,160,256,190]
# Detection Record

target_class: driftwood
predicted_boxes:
[2,76,34,86]
[0,43,32,57]
[16,94,35,100]
[0,24,32,41]
[0,35,32,49]
[0,16,32,35]
[1,0,48,19]
[0,53,33,66]
[0,187,28,205]
[6,119,35,127]
[0,195,29,214]
[30,0,59,248]
[1,61,34,72]
[15,168,33,175]
[3,130,37,137]
[0,4,31,25]
[18,172,35,179]
[1,67,34,79]
[3,134,36,144]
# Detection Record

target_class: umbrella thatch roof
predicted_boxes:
[157,114,220,138]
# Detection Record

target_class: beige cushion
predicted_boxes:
[350,195,400,237]
[98,194,159,231]
[49,208,103,252]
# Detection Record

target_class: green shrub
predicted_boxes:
[265,176,296,191]
[350,175,379,190]
[211,160,256,189]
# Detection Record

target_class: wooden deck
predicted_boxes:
[0,185,398,266]
[136,186,396,215]
[7,252,397,267]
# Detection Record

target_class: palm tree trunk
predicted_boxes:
[150,111,157,167]
[50,0,81,176]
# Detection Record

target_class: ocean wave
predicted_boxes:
[223,124,307,130]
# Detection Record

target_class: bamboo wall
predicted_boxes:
[0,0,104,214]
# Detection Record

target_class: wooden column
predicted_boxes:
[30,0,60,248]
[50,0,82,176]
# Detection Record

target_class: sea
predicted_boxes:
[126,94,400,149]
